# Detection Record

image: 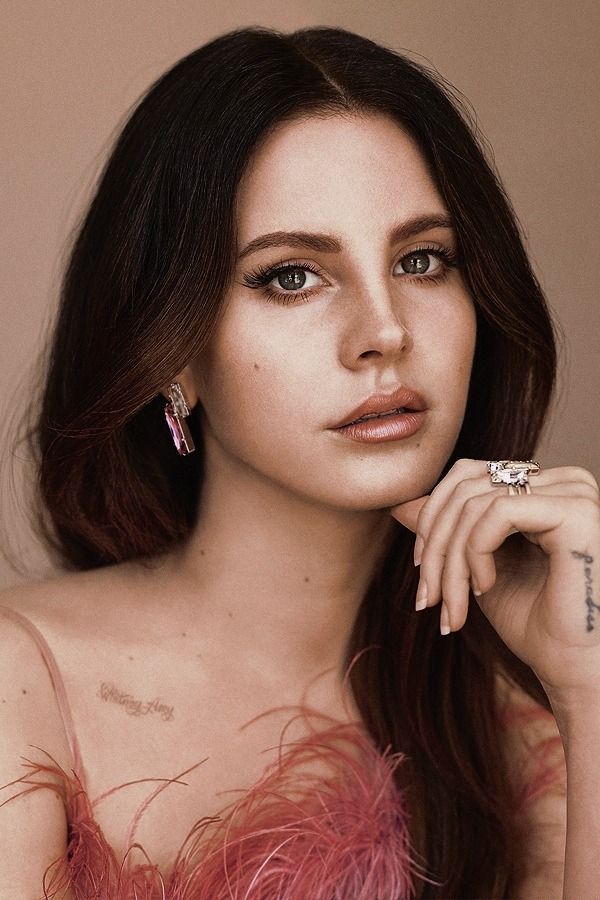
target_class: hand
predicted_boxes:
[389,458,600,703]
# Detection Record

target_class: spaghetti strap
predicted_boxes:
[0,603,86,786]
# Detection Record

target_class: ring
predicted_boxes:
[486,460,540,496]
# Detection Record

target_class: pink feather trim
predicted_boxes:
[0,703,440,899]
[0,676,565,898]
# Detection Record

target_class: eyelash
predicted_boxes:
[240,245,460,306]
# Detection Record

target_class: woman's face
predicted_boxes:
[190,113,476,510]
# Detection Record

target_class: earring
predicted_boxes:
[164,382,196,455]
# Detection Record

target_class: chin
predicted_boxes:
[317,481,426,514]
[338,457,440,503]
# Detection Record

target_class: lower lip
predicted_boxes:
[332,410,427,443]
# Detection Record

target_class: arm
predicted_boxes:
[0,604,75,900]
[548,695,600,900]
[497,674,567,899]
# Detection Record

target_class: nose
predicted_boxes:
[339,282,413,369]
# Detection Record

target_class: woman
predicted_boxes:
[0,23,597,899]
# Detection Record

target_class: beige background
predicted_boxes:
[2,1,598,587]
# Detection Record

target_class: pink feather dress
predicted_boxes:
[0,605,564,899]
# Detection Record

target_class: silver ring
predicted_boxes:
[487,460,540,494]
[507,482,532,496]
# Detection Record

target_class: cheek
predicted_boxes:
[195,317,318,442]
[449,310,477,428]
[424,299,476,417]
[420,287,475,355]
[443,294,476,369]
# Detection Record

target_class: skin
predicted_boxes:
[160,111,476,689]
[114,110,600,899]
[0,112,480,875]
[2,110,598,895]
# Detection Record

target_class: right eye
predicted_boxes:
[240,259,328,305]
[266,264,323,292]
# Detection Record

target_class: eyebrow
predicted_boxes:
[237,213,455,260]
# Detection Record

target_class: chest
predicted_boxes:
[53,679,414,899]
[62,650,361,874]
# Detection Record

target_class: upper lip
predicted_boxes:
[332,384,428,428]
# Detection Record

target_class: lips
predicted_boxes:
[333,385,427,429]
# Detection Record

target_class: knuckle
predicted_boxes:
[566,466,598,490]
[450,457,476,475]
[463,491,488,512]
[490,491,510,509]
[415,506,429,537]
[577,496,600,523]
[465,531,481,555]
[452,476,481,503]
[575,481,600,501]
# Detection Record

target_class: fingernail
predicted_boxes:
[415,580,428,611]
[440,602,451,635]
[414,535,424,566]
[471,579,482,597]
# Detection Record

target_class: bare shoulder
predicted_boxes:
[0,566,152,752]
[0,570,109,769]
[495,670,566,897]
[0,560,136,616]
[0,556,166,642]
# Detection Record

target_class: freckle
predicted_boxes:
[200,549,205,556]
[254,363,259,370]
[181,632,186,637]
[304,576,310,583]
[22,689,27,695]
[2,699,5,703]
[228,611,233,618]
[196,653,202,658]
[128,656,134,661]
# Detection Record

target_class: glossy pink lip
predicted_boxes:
[334,410,427,443]
[332,385,428,429]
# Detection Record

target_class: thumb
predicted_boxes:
[389,495,428,533]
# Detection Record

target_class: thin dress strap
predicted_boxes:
[0,603,86,785]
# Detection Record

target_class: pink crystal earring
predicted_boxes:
[164,382,196,455]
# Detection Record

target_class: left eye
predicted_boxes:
[398,251,442,275]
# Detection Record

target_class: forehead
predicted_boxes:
[235,113,446,240]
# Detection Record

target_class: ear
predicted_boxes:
[160,365,199,409]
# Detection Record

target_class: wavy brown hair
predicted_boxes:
[24,25,558,897]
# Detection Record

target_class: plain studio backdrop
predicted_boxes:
[1,0,599,586]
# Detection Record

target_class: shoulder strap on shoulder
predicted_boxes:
[0,603,85,785]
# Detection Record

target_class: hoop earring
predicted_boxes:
[164,382,196,455]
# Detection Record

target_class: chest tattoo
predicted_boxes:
[97,680,175,721]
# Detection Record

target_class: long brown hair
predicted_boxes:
[25,26,557,897]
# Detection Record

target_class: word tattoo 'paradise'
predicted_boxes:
[571,550,597,632]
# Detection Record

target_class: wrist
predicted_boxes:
[542,685,600,753]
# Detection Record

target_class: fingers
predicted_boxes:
[415,461,596,556]
[389,496,428,533]
[414,459,599,635]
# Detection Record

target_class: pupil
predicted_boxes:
[403,253,430,275]
[278,268,306,290]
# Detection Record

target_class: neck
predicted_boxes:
[164,446,398,687]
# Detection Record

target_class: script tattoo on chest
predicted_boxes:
[97,681,175,721]
[571,550,597,632]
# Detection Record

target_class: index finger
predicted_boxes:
[414,457,487,540]
[389,496,428,532]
